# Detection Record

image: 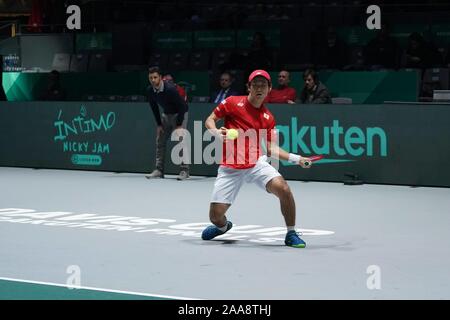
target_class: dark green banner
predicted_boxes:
[318,70,419,103]
[1,102,450,187]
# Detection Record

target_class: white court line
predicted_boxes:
[0,277,200,300]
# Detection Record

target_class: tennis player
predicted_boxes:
[202,70,315,248]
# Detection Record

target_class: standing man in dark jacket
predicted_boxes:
[299,69,332,104]
[146,66,190,180]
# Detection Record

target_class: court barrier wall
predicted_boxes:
[1,101,449,187]
[3,70,418,104]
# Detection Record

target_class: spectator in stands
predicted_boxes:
[41,70,66,101]
[315,27,348,70]
[446,46,450,67]
[146,66,190,181]
[247,4,267,21]
[163,73,188,102]
[0,55,6,101]
[422,28,444,67]
[404,32,432,68]
[364,24,398,70]
[247,32,273,71]
[299,69,331,104]
[210,72,239,103]
[267,5,291,20]
[266,70,296,104]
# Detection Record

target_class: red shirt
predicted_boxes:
[213,96,276,169]
[176,85,188,102]
[266,86,297,103]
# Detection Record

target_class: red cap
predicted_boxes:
[248,69,271,83]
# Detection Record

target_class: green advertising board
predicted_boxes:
[1,101,450,187]
[337,26,377,46]
[337,24,445,47]
[152,32,192,49]
[194,30,235,48]
[431,24,450,45]
[237,29,280,48]
[390,24,428,46]
[76,33,112,51]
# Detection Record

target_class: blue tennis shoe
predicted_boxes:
[201,221,233,240]
[285,230,306,248]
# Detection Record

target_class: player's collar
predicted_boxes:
[246,96,264,110]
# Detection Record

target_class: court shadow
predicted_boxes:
[102,174,211,181]
[185,239,355,251]
[162,176,212,181]
[102,174,144,179]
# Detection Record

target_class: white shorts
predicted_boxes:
[211,155,282,204]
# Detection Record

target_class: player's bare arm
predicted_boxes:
[267,140,312,169]
[205,112,227,138]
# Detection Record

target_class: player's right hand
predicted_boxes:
[299,157,312,169]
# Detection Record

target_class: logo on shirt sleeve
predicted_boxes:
[263,113,270,120]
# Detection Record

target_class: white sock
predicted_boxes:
[287,226,296,232]
[218,221,229,232]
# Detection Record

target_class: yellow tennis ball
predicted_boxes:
[227,128,239,140]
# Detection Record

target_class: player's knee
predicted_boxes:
[280,183,292,197]
[271,180,291,198]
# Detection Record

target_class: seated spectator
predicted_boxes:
[422,29,444,67]
[446,45,450,67]
[266,70,296,104]
[315,27,348,69]
[299,69,331,104]
[41,70,66,101]
[163,73,188,102]
[267,5,291,20]
[247,32,273,71]
[403,32,432,68]
[364,24,398,70]
[0,55,6,101]
[210,71,239,103]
